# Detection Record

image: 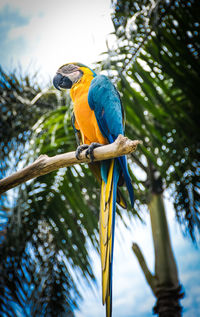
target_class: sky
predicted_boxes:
[0,0,114,80]
[0,0,200,316]
[76,194,200,317]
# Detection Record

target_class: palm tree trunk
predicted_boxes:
[132,193,184,316]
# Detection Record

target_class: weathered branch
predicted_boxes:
[0,135,142,195]
[132,242,156,294]
[132,194,183,316]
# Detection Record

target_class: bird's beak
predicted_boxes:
[53,73,72,90]
[53,73,62,90]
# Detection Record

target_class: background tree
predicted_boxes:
[104,0,199,238]
[97,0,199,315]
[0,69,100,316]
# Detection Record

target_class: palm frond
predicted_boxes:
[101,0,200,240]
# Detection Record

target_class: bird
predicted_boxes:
[53,63,134,317]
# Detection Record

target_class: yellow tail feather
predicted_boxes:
[100,160,114,316]
[106,294,111,317]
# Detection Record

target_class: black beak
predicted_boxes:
[53,73,62,90]
[53,73,73,90]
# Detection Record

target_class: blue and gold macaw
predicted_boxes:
[53,63,134,317]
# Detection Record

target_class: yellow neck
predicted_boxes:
[70,67,95,102]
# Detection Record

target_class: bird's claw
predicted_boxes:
[75,144,89,160]
[85,143,103,162]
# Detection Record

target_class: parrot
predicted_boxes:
[53,63,134,317]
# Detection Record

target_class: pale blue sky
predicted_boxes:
[0,1,200,316]
[76,195,200,317]
[0,0,114,79]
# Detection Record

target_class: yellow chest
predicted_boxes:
[70,75,107,145]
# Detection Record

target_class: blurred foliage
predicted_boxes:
[0,216,79,317]
[0,68,57,174]
[98,0,200,240]
[0,69,100,315]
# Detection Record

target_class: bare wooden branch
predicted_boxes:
[0,135,142,194]
[132,242,156,294]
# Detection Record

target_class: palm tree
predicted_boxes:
[96,0,199,315]
[0,68,99,316]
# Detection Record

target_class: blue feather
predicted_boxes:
[88,75,124,138]
[88,74,134,207]
[109,160,119,316]
[110,161,119,264]
[107,133,134,208]
[117,156,134,207]
[100,161,109,184]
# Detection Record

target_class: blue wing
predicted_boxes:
[88,75,134,207]
[88,75,124,140]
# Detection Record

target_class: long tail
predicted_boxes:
[107,134,134,208]
[100,159,119,317]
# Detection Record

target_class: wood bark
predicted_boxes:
[132,193,183,316]
[0,135,142,195]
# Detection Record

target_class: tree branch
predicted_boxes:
[132,242,156,294]
[0,135,142,194]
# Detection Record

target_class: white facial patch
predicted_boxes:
[67,70,83,84]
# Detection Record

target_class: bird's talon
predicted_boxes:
[75,144,89,160]
[85,143,103,162]
[85,150,90,159]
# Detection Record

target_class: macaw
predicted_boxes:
[53,63,134,317]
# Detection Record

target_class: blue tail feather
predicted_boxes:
[106,134,134,208]
[100,160,110,184]
[109,161,119,312]
[97,114,134,207]
[117,155,134,208]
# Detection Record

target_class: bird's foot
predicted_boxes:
[75,144,89,160]
[85,143,103,162]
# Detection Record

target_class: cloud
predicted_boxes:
[76,202,200,317]
[0,0,114,80]
[0,4,30,70]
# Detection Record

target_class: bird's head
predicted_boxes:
[53,63,96,90]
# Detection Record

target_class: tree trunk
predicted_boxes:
[132,193,184,316]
